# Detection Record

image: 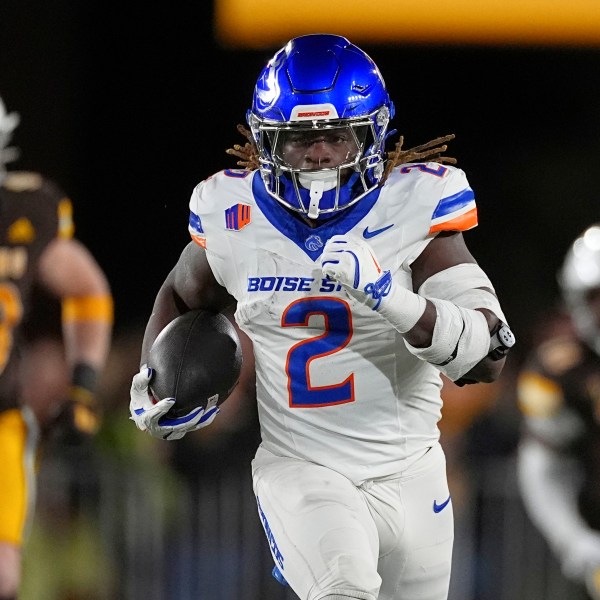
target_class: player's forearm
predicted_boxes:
[400,299,436,347]
[378,284,496,382]
[140,280,185,365]
[404,264,510,382]
[140,244,234,365]
[61,288,113,369]
[62,319,112,368]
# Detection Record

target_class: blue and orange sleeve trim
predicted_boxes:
[428,188,478,234]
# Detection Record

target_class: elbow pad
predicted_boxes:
[404,263,508,380]
[404,299,491,380]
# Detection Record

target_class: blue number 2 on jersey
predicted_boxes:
[282,297,355,408]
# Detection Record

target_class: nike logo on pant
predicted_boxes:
[433,495,451,513]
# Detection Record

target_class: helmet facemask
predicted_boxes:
[250,107,390,220]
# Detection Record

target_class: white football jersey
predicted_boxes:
[189,163,477,485]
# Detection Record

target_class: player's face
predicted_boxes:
[276,127,361,173]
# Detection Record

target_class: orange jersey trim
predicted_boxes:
[191,233,207,248]
[428,206,478,234]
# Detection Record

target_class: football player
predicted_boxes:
[130,34,513,600]
[517,224,600,600]
[0,95,113,600]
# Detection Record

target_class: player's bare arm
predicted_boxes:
[140,241,234,365]
[131,242,233,440]
[35,236,113,440]
[37,237,112,368]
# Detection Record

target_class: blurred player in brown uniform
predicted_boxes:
[0,95,113,600]
[517,223,600,600]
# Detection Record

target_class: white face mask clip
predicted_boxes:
[307,180,324,219]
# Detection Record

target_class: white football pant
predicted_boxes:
[252,442,453,600]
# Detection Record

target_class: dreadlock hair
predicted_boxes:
[380,134,457,183]
[225,125,457,182]
[225,124,260,170]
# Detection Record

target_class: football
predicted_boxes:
[147,310,243,418]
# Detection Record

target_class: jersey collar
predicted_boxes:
[252,171,381,261]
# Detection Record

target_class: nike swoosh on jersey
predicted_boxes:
[363,224,394,239]
[433,495,451,513]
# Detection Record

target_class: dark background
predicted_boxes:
[2,2,599,357]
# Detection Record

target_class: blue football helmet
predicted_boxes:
[248,34,395,220]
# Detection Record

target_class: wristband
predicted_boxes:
[70,363,98,405]
[377,283,428,333]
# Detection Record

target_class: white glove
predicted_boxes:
[320,234,392,310]
[562,530,600,597]
[129,366,219,440]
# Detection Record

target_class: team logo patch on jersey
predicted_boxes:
[225,203,251,231]
[305,235,323,252]
[8,217,35,244]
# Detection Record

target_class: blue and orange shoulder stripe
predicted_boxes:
[188,211,206,248]
[188,175,214,248]
[429,187,477,234]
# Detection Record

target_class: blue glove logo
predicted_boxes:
[364,270,392,310]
